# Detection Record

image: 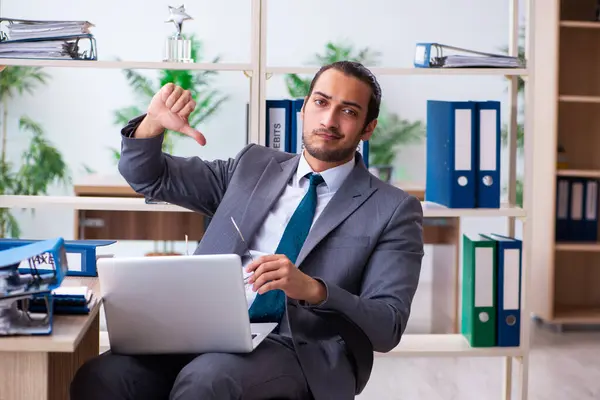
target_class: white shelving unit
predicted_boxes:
[0,1,536,398]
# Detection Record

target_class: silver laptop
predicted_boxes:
[96,254,277,355]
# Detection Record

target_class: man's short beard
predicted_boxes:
[303,129,362,163]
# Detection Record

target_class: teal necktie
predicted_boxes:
[248,172,325,323]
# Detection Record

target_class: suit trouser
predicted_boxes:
[70,335,312,400]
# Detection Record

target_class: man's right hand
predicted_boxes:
[134,83,206,146]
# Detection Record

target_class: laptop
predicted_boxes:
[96,254,277,355]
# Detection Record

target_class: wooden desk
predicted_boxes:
[0,277,101,400]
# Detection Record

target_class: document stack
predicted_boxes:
[461,233,522,348]
[0,238,69,335]
[0,17,97,60]
[27,286,96,315]
[414,43,523,69]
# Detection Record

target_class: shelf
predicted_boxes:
[0,59,253,71]
[556,169,600,178]
[557,102,600,170]
[0,195,189,212]
[553,306,600,324]
[98,332,522,358]
[560,21,600,29]
[266,66,528,76]
[555,242,600,252]
[420,202,526,218]
[0,195,526,218]
[559,95,600,103]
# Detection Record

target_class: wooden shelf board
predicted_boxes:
[555,242,600,252]
[0,195,526,218]
[557,169,600,178]
[560,21,600,29]
[553,306,600,324]
[267,66,528,76]
[559,95,600,103]
[0,59,253,71]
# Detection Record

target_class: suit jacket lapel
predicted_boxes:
[235,155,299,255]
[295,161,377,267]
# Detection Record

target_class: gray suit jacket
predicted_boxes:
[118,115,424,399]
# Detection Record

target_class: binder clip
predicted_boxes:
[0,238,68,336]
[414,42,523,69]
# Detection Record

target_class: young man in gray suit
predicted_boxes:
[71,61,424,400]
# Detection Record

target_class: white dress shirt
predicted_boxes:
[244,152,355,306]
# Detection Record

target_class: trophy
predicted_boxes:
[164,5,193,63]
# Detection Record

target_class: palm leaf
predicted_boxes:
[122,68,157,99]
[285,74,312,98]
[13,116,70,195]
[0,66,49,100]
[114,106,145,126]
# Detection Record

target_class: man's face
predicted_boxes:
[301,69,377,164]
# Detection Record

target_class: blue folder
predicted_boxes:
[266,99,292,152]
[0,238,115,277]
[426,100,477,208]
[483,233,522,347]
[290,98,304,154]
[555,176,571,241]
[474,101,501,208]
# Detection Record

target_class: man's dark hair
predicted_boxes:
[306,61,382,128]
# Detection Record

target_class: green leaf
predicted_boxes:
[0,66,50,101]
[121,68,156,99]
[369,108,426,167]
[284,74,311,98]
[13,116,70,196]
[501,121,524,151]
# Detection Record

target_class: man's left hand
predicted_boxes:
[246,254,326,305]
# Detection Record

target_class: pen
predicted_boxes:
[230,216,254,283]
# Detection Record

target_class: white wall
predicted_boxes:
[1,0,526,279]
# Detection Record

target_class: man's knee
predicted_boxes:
[170,353,242,400]
[70,352,123,400]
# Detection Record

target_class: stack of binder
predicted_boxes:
[0,17,97,60]
[555,175,599,242]
[26,286,95,315]
[265,98,369,167]
[414,43,523,69]
[461,233,522,348]
[425,100,501,208]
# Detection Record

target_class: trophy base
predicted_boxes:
[164,37,193,63]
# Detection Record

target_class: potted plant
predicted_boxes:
[0,66,70,237]
[284,40,425,182]
[367,106,426,182]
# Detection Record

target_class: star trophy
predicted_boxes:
[164,5,193,63]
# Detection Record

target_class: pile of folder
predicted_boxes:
[414,43,523,69]
[461,233,522,348]
[555,175,599,242]
[425,99,501,209]
[26,286,95,315]
[0,17,97,60]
